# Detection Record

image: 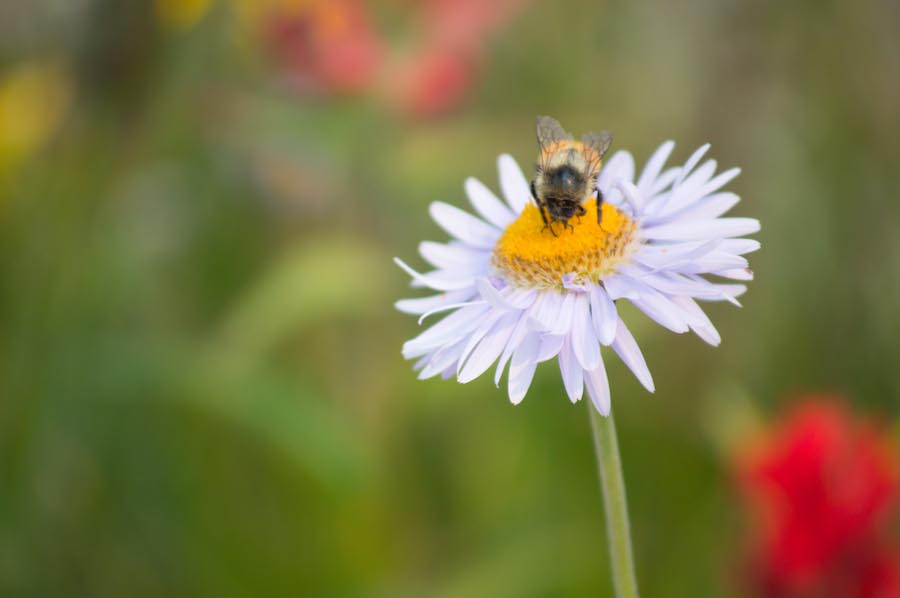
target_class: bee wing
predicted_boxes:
[582,130,613,176]
[536,116,573,169]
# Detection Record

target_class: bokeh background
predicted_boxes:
[1,0,898,596]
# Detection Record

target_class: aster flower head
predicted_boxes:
[395,135,760,415]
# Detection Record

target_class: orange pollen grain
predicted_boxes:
[491,200,639,289]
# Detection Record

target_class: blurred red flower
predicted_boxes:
[386,0,523,117]
[387,48,474,118]
[736,399,900,598]
[250,0,523,116]
[261,0,384,95]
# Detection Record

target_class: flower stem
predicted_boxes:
[588,404,640,598]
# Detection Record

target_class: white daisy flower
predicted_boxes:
[395,141,760,415]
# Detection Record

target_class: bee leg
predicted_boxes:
[564,221,575,233]
[544,218,559,237]
[596,188,609,232]
[575,204,586,224]
[532,182,557,236]
[537,203,557,236]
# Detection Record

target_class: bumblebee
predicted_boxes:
[530,116,613,235]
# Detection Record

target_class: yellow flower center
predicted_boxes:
[491,200,639,289]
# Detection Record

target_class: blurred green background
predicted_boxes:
[1,0,898,596]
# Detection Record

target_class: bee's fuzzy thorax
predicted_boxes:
[532,134,605,224]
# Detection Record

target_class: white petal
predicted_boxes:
[476,278,522,311]
[686,273,748,303]
[498,154,531,214]
[636,140,675,195]
[494,314,529,386]
[715,268,754,281]
[702,281,748,300]
[458,312,519,383]
[718,239,761,255]
[429,202,500,248]
[675,252,749,275]
[499,286,538,309]
[418,241,488,272]
[657,159,718,216]
[697,167,740,198]
[413,354,431,372]
[395,289,475,315]
[571,293,601,370]
[455,311,505,378]
[602,274,641,300]
[402,303,491,358]
[670,295,720,346]
[417,300,486,324]
[558,339,583,403]
[630,291,690,333]
[590,285,618,345]
[409,265,489,289]
[649,167,681,196]
[614,263,650,281]
[418,337,468,379]
[584,359,611,416]
[616,180,644,214]
[465,177,516,229]
[642,218,761,242]
[508,332,541,404]
[634,240,721,270]
[639,271,741,305]
[668,192,740,221]
[410,270,488,291]
[394,257,478,291]
[552,292,577,335]
[616,151,636,184]
[611,318,655,392]
[528,291,564,332]
[672,143,710,189]
[537,334,565,362]
[597,151,635,207]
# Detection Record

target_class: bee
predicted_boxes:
[530,116,613,235]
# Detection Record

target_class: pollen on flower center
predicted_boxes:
[491,200,639,289]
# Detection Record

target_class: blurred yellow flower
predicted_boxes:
[0,62,70,179]
[155,0,213,30]
[232,0,308,28]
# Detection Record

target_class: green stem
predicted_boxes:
[589,405,640,598]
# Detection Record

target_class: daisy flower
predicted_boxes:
[395,140,760,415]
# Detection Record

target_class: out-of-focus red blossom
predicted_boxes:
[415,0,525,51]
[386,0,523,117]
[255,0,524,116]
[388,49,474,118]
[261,0,383,95]
[736,399,900,598]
